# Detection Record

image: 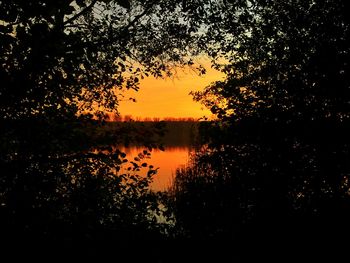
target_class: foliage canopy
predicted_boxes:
[0,0,201,119]
[170,0,350,245]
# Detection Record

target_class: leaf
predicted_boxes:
[76,0,86,7]
[64,5,76,15]
[117,0,130,9]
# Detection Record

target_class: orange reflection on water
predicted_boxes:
[122,146,190,191]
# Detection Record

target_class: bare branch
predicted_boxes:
[63,0,99,26]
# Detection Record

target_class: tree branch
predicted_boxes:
[125,1,156,30]
[63,0,99,26]
[104,0,157,46]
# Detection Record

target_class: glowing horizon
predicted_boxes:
[118,59,225,120]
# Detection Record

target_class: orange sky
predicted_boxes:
[118,59,225,119]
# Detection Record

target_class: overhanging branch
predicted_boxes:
[63,0,99,26]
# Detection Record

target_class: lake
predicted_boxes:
[121,146,192,191]
[101,121,203,191]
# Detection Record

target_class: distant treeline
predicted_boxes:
[101,120,208,148]
[104,113,200,122]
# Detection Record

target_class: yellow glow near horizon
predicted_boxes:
[118,59,225,120]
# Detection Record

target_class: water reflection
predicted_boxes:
[121,146,191,191]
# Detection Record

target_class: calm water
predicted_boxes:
[117,121,199,191]
[122,146,192,191]
[99,121,200,191]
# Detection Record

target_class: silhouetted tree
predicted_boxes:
[0,0,200,252]
[193,0,350,123]
[0,0,201,120]
[173,0,350,249]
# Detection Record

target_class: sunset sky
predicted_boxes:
[118,58,225,119]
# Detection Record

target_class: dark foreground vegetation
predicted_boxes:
[1,0,350,261]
